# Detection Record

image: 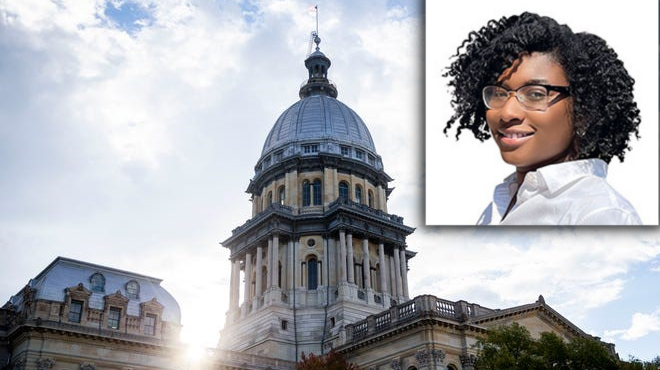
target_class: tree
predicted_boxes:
[473,323,618,370]
[618,356,660,370]
[296,350,361,370]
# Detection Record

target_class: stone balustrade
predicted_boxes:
[345,295,490,343]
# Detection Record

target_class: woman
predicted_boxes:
[444,12,641,225]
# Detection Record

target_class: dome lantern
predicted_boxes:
[299,35,338,99]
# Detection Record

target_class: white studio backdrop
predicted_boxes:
[425,1,659,226]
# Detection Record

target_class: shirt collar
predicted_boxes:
[534,158,608,194]
[492,159,608,219]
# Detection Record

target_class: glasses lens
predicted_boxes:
[483,86,508,109]
[518,85,550,111]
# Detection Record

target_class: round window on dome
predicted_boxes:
[307,239,316,247]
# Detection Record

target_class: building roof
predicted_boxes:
[261,94,377,157]
[8,257,181,324]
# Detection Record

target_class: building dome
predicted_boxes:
[253,38,383,181]
[261,94,377,157]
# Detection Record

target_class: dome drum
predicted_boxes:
[247,148,392,197]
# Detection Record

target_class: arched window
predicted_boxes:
[90,273,105,292]
[278,186,285,205]
[302,180,311,206]
[125,280,140,299]
[339,181,349,199]
[446,365,458,370]
[368,190,374,208]
[308,258,318,290]
[312,179,322,205]
[355,185,363,204]
[267,191,273,205]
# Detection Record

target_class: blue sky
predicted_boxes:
[0,0,658,362]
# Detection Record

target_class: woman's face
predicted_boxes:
[485,52,573,173]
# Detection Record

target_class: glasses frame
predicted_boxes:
[482,84,571,112]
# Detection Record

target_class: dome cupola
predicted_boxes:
[299,35,338,99]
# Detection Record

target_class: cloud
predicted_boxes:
[408,228,660,321]
[604,308,660,341]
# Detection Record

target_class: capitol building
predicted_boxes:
[0,33,614,370]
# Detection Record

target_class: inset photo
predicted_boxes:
[425,1,659,226]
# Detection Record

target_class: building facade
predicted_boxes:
[1,257,182,370]
[211,34,617,370]
[218,35,416,362]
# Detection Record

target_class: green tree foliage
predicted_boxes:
[474,323,618,370]
[296,350,361,370]
[618,356,660,370]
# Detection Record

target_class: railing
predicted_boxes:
[345,295,481,343]
[231,203,294,235]
[211,348,297,369]
[231,197,407,236]
[328,198,405,224]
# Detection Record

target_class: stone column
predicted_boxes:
[271,234,279,288]
[393,246,403,298]
[339,230,347,283]
[244,252,253,307]
[288,241,294,290]
[378,242,387,293]
[400,248,409,299]
[266,238,272,289]
[347,232,355,284]
[362,239,371,290]
[389,255,397,296]
[230,259,240,310]
[322,237,329,288]
[294,240,301,288]
[255,246,263,296]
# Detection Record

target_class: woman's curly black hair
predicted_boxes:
[444,12,640,163]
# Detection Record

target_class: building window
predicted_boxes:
[355,185,363,204]
[267,191,273,205]
[68,299,83,323]
[264,156,271,166]
[108,307,121,329]
[338,181,349,199]
[281,319,288,330]
[302,144,319,153]
[446,365,458,370]
[355,149,365,160]
[340,146,351,156]
[90,273,105,292]
[126,280,140,299]
[303,179,322,206]
[278,186,285,205]
[308,258,318,290]
[368,190,374,208]
[312,180,322,205]
[274,150,283,162]
[144,313,156,335]
[368,154,375,165]
[303,180,311,206]
[330,317,335,327]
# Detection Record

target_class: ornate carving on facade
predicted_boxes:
[460,354,478,370]
[11,357,25,370]
[36,358,55,370]
[415,349,445,367]
[390,358,402,370]
[416,349,445,367]
[79,362,97,370]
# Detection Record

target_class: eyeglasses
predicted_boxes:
[482,84,570,112]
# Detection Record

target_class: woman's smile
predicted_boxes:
[486,53,573,175]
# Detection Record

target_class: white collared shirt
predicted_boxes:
[477,159,642,225]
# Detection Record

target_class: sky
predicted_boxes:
[426,1,659,225]
[0,0,659,362]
